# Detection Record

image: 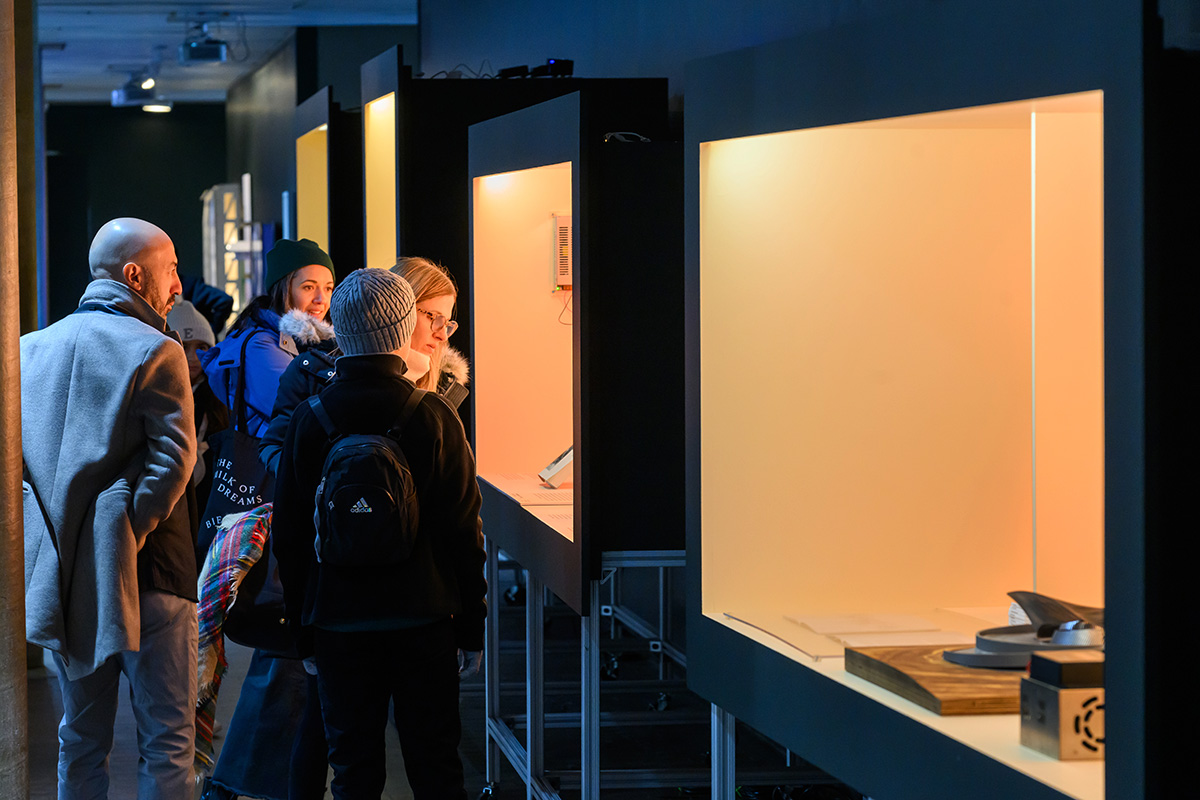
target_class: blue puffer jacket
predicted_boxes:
[201,307,335,439]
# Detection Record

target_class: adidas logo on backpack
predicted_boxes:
[307,389,426,565]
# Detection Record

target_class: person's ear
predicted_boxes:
[122,261,142,290]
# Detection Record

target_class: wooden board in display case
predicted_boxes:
[844,646,1024,716]
[469,90,683,615]
[684,2,1157,798]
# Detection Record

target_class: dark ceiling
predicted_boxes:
[36,0,417,103]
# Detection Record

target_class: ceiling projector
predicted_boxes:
[111,83,156,107]
[179,24,228,65]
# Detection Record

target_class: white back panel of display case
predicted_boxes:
[699,92,1103,620]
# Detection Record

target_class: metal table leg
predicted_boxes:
[485,538,502,786]
[712,703,736,800]
[526,572,545,799]
[581,579,602,799]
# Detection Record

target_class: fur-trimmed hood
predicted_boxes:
[279,308,336,347]
[441,345,470,386]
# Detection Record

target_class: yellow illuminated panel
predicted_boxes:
[296,125,329,251]
[699,91,1103,619]
[473,162,575,539]
[365,93,397,269]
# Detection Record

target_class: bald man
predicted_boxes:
[21,217,199,799]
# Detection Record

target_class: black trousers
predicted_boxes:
[313,620,467,800]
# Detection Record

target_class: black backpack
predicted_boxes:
[306,388,427,566]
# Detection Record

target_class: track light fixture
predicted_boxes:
[110,64,170,112]
[111,73,156,107]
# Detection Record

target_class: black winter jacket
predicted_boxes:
[272,354,487,651]
[259,346,338,476]
[260,344,471,475]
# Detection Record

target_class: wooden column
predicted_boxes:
[0,0,31,795]
[13,0,34,333]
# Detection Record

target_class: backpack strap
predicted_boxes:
[307,387,426,441]
[307,395,340,439]
[389,388,428,438]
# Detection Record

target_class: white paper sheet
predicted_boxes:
[833,631,975,648]
[528,505,574,541]
[479,473,573,506]
[787,613,939,634]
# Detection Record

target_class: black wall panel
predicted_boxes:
[45,103,226,323]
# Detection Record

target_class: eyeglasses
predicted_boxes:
[416,307,458,337]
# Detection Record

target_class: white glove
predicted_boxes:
[458,649,482,681]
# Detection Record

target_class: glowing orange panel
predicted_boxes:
[699,92,1103,619]
[473,162,575,539]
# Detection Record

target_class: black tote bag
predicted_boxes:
[199,330,295,656]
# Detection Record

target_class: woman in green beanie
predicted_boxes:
[203,239,337,439]
[198,238,337,800]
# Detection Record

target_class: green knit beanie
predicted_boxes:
[264,238,335,290]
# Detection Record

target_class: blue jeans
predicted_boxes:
[53,590,198,800]
[209,650,313,800]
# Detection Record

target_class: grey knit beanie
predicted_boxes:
[330,268,416,356]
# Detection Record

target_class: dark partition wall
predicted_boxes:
[1142,44,1199,799]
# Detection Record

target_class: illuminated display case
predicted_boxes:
[361,46,672,430]
[294,86,362,270]
[686,3,1149,799]
[469,91,683,614]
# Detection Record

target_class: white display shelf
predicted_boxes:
[715,614,1104,800]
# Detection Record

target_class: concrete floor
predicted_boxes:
[27,601,855,800]
[28,641,482,800]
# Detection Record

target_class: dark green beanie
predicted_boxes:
[264,238,335,290]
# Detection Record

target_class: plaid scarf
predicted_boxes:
[194,503,273,775]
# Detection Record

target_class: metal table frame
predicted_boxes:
[484,545,693,799]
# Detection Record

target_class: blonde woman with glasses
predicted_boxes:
[391,257,470,412]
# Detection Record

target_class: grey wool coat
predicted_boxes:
[21,279,196,680]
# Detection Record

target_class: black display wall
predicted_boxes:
[226,27,419,237]
[225,37,299,231]
[1143,44,1199,798]
[45,103,227,323]
[306,26,419,110]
